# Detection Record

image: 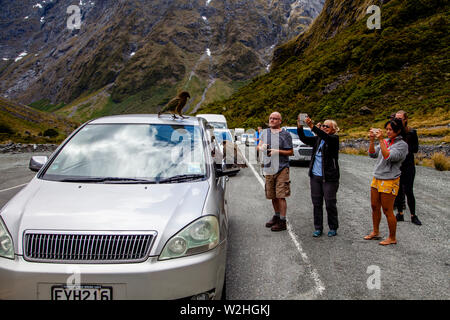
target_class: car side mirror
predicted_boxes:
[29,156,48,172]
[215,166,240,178]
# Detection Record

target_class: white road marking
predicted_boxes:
[241,146,326,298]
[0,183,28,193]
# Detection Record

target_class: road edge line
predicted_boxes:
[241,146,326,298]
[0,183,28,193]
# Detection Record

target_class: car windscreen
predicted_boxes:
[214,131,233,144]
[209,122,227,129]
[287,128,314,139]
[42,124,206,182]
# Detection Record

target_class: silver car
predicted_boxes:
[0,115,238,300]
[283,127,314,163]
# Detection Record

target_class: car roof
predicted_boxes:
[213,128,232,132]
[196,114,227,123]
[89,114,201,126]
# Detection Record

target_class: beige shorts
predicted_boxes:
[265,167,291,199]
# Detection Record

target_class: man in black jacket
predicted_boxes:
[297,116,340,237]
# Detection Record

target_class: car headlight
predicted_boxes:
[159,216,219,260]
[0,217,14,260]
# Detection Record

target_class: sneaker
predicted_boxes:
[271,219,287,232]
[396,213,404,222]
[411,215,422,226]
[328,230,337,237]
[313,230,322,237]
[265,215,280,228]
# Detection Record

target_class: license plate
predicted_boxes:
[51,285,113,300]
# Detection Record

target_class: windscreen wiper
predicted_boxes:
[59,177,156,184]
[158,174,205,183]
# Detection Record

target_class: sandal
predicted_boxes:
[379,239,397,246]
[363,233,381,240]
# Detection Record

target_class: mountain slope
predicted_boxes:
[0,97,77,143]
[199,0,449,135]
[0,0,325,118]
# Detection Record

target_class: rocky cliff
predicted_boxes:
[199,0,449,136]
[0,0,324,116]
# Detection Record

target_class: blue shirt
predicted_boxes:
[312,140,325,176]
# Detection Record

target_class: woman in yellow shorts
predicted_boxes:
[365,118,408,245]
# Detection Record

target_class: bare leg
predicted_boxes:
[278,198,287,219]
[364,187,382,240]
[379,193,397,245]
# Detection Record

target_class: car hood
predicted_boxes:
[292,139,307,146]
[1,178,210,255]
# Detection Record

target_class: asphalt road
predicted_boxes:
[0,150,449,300]
[225,145,450,300]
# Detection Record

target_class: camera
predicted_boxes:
[298,113,308,126]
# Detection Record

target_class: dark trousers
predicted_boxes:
[310,175,339,231]
[394,165,416,215]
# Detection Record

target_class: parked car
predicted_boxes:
[213,129,234,146]
[0,114,238,300]
[213,129,241,176]
[196,114,228,129]
[282,126,315,163]
[233,128,245,144]
[244,134,256,146]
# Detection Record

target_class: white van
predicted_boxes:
[196,114,228,129]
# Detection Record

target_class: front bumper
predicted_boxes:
[0,241,227,300]
[290,148,312,161]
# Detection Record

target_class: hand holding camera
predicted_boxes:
[369,128,382,140]
[298,113,308,127]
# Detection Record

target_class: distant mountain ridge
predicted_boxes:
[0,0,325,118]
[199,0,449,135]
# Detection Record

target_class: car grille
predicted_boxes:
[298,148,312,156]
[23,232,156,263]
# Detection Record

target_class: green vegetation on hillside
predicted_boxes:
[0,97,76,144]
[199,0,449,138]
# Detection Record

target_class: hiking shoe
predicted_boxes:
[411,215,422,225]
[271,219,287,232]
[265,215,280,228]
[396,213,404,222]
[328,230,337,237]
[313,230,322,237]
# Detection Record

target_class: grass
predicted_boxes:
[341,149,450,171]
[431,152,450,171]
[340,147,367,156]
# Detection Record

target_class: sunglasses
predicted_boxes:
[321,124,330,129]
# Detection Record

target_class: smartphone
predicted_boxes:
[298,113,308,126]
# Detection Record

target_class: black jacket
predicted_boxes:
[297,126,340,182]
[401,129,419,169]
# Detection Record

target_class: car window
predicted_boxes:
[209,122,227,129]
[214,131,233,144]
[42,124,206,181]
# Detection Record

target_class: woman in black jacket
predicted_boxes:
[297,116,340,237]
[393,110,421,225]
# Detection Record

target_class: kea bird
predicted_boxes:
[158,91,191,119]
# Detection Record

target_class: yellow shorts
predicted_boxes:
[371,177,400,195]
